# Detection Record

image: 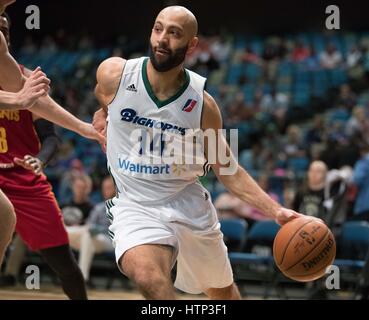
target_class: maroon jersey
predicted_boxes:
[0,108,41,169]
[0,65,49,197]
[0,64,41,170]
[0,66,69,250]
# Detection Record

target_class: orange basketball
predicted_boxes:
[273,216,336,282]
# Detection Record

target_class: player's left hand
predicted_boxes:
[13,155,44,175]
[275,207,304,226]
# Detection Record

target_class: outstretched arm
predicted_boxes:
[18,67,105,145]
[201,91,303,225]
[29,92,105,145]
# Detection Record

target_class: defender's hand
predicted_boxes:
[17,67,50,109]
[14,155,44,175]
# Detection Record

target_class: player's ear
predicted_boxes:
[186,36,198,55]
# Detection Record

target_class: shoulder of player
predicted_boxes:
[97,57,126,83]
[201,90,222,130]
[96,57,126,104]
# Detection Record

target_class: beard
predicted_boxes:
[149,42,188,72]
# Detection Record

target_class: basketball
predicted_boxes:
[273,216,336,282]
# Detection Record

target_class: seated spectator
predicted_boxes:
[292,161,328,219]
[346,45,362,69]
[351,143,369,221]
[209,35,231,64]
[291,40,310,62]
[62,174,93,226]
[282,125,306,158]
[67,176,115,282]
[319,43,342,69]
[336,84,357,112]
[303,46,320,70]
[293,161,351,299]
[305,115,326,147]
[241,47,262,65]
[345,106,369,143]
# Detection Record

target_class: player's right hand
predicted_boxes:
[79,122,107,152]
[92,108,107,136]
[17,67,50,109]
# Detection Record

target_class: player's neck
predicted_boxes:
[147,60,186,97]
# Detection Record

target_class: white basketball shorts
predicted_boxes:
[105,182,234,294]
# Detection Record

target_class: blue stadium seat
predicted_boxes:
[334,221,369,291]
[228,221,283,298]
[220,218,248,252]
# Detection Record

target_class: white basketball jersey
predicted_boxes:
[106,57,209,204]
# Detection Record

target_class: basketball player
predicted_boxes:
[0,4,101,297]
[0,12,90,299]
[95,6,303,299]
[0,0,50,268]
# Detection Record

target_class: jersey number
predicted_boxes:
[139,132,166,156]
[0,127,8,153]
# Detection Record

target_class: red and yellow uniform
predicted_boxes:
[0,73,68,251]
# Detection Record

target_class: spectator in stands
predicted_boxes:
[225,92,253,126]
[209,35,231,65]
[241,47,262,65]
[336,84,357,112]
[303,46,320,70]
[260,87,289,125]
[282,125,306,158]
[346,45,362,69]
[58,158,86,205]
[305,114,326,147]
[292,161,327,219]
[345,106,369,143]
[351,143,369,221]
[68,176,115,282]
[291,40,310,63]
[319,43,342,69]
[319,135,342,169]
[62,174,93,227]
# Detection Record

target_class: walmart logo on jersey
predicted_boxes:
[120,108,186,136]
[119,158,186,176]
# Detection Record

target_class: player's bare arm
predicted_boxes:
[0,30,23,92]
[95,57,126,110]
[22,70,105,146]
[93,57,126,138]
[202,91,303,225]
